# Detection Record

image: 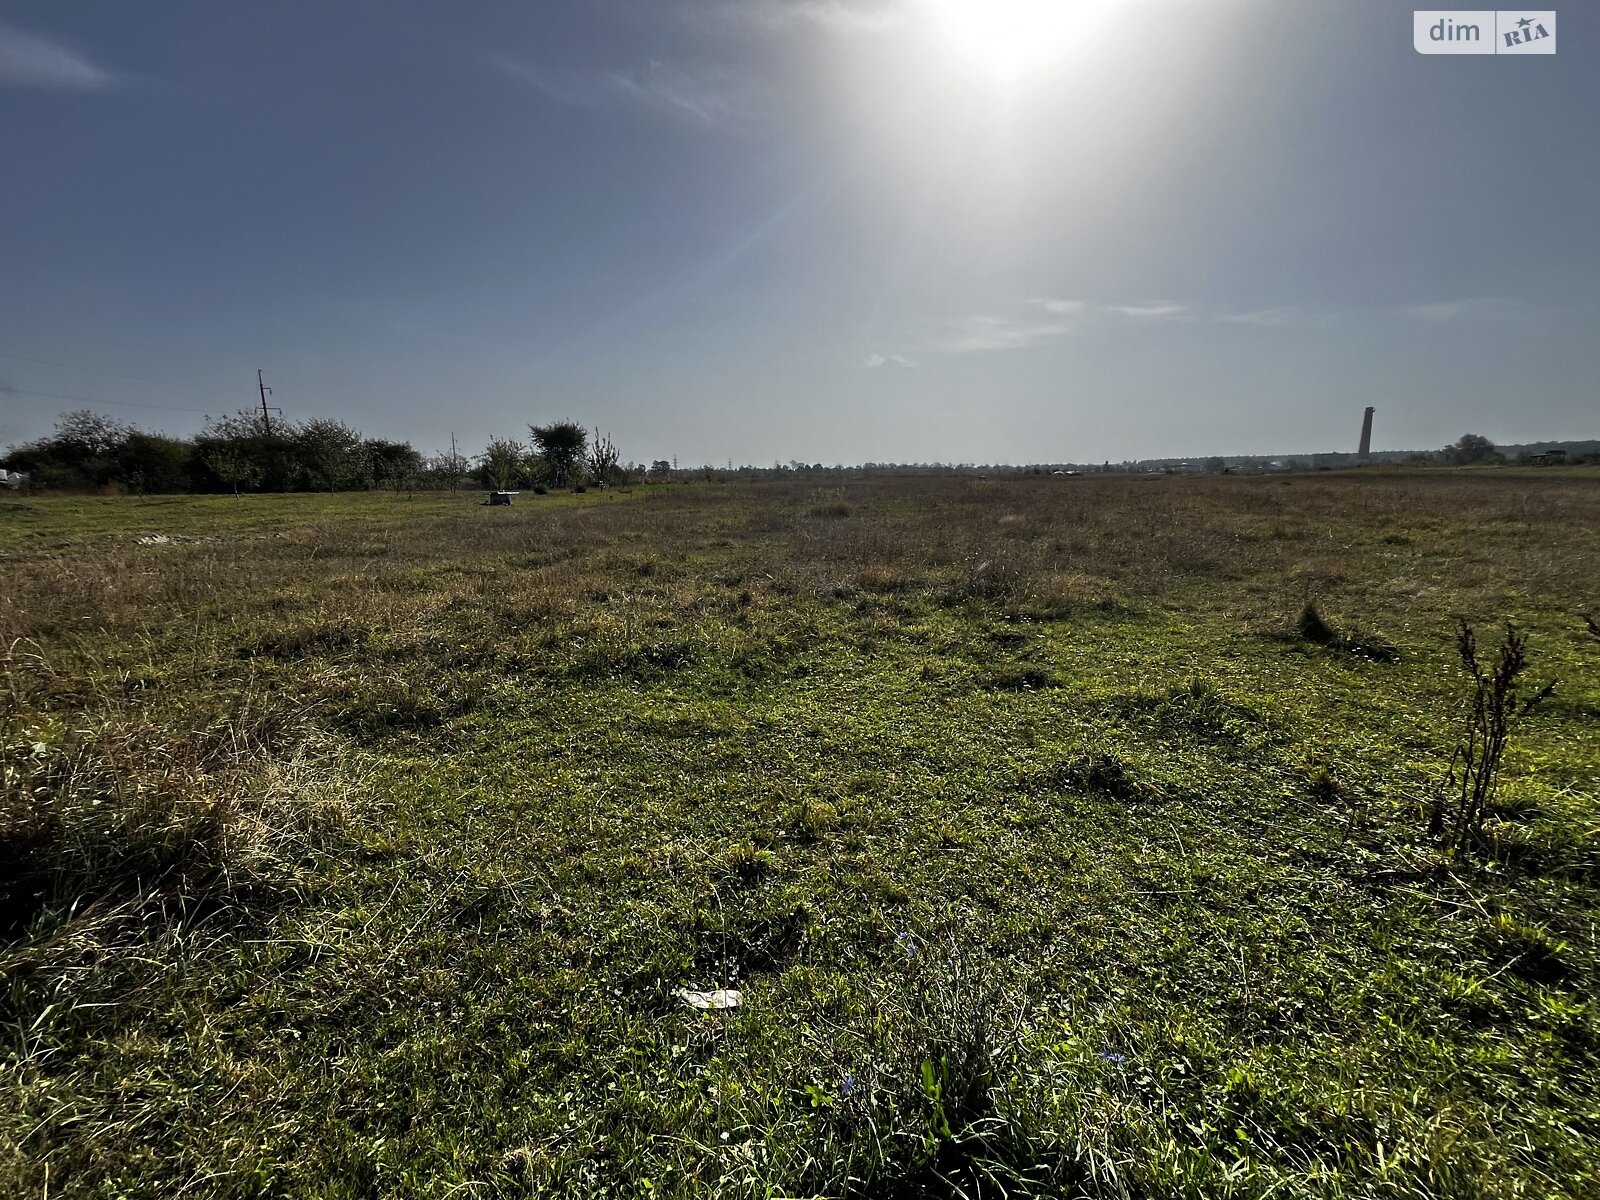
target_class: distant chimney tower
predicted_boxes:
[1358,407,1375,461]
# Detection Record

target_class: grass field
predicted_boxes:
[3,471,1598,1198]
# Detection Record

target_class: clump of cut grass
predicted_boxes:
[983,665,1057,692]
[788,797,840,842]
[1481,912,1571,983]
[1306,762,1341,805]
[716,841,776,884]
[1123,679,1264,746]
[946,555,1036,607]
[238,616,365,661]
[1294,602,1401,662]
[693,901,813,978]
[1295,602,1339,646]
[856,565,919,594]
[1033,753,1144,802]
[615,639,700,678]
[810,500,852,519]
[334,674,450,738]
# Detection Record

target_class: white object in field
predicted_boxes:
[676,988,741,1012]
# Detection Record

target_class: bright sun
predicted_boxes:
[928,0,1100,81]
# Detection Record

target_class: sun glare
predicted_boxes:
[928,0,1094,80]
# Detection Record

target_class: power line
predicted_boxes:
[0,386,217,416]
[0,351,228,394]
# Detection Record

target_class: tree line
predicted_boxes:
[0,410,642,495]
[4,412,1590,495]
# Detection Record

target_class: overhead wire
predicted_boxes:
[0,351,255,417]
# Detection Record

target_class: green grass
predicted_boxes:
[3,473,1598,1197]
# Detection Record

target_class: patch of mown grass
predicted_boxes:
[1,474,1598,1198]
[240,615,368,660]
[1118,678,1272,748]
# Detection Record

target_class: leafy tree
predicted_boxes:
[294,420,368,491]
[53,410,128,459]
[118,432,193,494]
[1444,433,1502,466]
[479,437,525,491]
[364,439,423,493]
[203,445,261,496]
[3,410,129,489]
[1,404,635,496]
[587,429,621,486]
[194,410,297,492]
[529,421,587,489]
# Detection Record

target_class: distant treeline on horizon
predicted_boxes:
[0,410,642,495]
[1,409,1595,494]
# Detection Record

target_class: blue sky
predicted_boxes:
[1,1,1595,464]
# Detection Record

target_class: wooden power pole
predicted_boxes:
[258,370,275,435]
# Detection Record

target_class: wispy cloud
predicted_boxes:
[1102,302,1190,320]
[864,352,917,368]
[685,0,908,36]
[1215,307,1300,327]
[1400,298,1525,323]
[939,314,1073,354]
[936,296,1327,354]
[1035,297,1194,322]
[0,23,119,90]
[493,56,744,128]
[1028,297,1086,316]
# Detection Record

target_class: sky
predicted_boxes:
[1,1,1595,465]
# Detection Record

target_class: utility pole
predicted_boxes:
[257,370,278,436]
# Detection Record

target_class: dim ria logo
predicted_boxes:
[1415,11,1555,54]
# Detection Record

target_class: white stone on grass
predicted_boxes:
[675,988,741,1012]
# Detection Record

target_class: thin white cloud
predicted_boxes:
[939,315,1072,354]
[1215,307,1298,327]
[493,56,743,128]
[1401,298,1524,323]
[864,352,917,368]
[687,0,908,36]
[1102,302,1189,320]
[0,23,118,90]
[935,296,1331,354]
[1028,297,1087,316]
[606,62,739,126]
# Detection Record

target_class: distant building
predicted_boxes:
[0,469,27,490]
[1528,449,1567,466]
